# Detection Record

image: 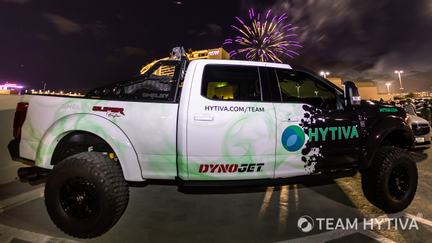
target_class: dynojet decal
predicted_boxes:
[199,163,265,173]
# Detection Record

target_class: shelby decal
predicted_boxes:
[92,106,125,117]
[308,126,359,142]
[142,92,169,99]
[379,107,398,113]
[204,105,264,113]
[199,163,264,173]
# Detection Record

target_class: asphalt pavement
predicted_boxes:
[0,150,431,243]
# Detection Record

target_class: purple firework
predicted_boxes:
[224,9,302,63]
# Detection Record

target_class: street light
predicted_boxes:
[385,82,391,95]
[394,70,404,90]
[320,71,330,79]
[296,83,301,97]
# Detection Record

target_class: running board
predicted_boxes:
[176,169,357,188]
[17,167,50,182]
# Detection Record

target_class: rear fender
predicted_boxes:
[35,113,143,181]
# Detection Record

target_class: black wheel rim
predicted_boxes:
[388,165,410,201]
[60,177,99,219]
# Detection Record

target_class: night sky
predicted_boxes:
[1,0,431,92]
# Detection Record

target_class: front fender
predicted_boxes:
[361,116,414,170]
[35,113,143,181]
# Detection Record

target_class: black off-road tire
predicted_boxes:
[45,152,129,238]
[361,146,417,213]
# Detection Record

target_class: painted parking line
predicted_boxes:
[404,213,432,227]
[0,187,44,213]
[360,230,398,243]
[0,223,79,243]
[277,228,360,243]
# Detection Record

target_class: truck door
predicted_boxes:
[186,64,276,180]
[268,68,361,178]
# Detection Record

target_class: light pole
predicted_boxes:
[385,82,391,95]
[394,70,404,90]
[296,83,301,97]
[320,71,330,79]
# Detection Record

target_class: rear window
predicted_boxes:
[123,62,180,101]
[201,65,261,102]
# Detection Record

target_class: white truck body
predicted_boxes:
[18,59,327,182]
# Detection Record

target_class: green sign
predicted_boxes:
[379,107,398,113]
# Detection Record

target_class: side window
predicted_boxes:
[275,69,338,110]
[201,65,261,101]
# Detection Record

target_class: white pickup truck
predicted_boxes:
[9,49,417,238]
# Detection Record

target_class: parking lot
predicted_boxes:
[0,149,431,243]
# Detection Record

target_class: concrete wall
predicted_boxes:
[0,95,22,184]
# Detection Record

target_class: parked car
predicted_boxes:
[404,107,431,149]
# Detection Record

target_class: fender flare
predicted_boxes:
[35,113,144,181]
[361,116,414,170]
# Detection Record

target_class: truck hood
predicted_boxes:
[407,114,429,125]
[359,100,406,120]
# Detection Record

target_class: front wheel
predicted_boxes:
[45,152,129,238]
[361,146,417,213]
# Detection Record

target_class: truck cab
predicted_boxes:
[179,60,362,180]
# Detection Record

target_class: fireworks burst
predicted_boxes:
[224,9,302,63]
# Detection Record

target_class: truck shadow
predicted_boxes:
[121,177,367,243]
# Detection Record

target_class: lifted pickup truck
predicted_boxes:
[9,49,417,238]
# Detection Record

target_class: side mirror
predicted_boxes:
[343,81,361,106]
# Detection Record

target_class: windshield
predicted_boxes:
[403,104,417,116]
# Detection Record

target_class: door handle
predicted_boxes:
[194,114,214,121]
[281,117,299,122]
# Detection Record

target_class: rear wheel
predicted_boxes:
[45,152,129,238]
[361,146,417,213]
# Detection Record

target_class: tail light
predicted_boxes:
[13,102,29,139]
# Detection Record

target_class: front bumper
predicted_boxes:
[8,138,20,160]
[413,136,431,150]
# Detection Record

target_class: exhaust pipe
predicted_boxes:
[18,167,50,182]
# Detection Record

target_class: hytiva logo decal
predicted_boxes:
[281,125,360,152]
[308,126,359,142]
[199,163,264,173]
[297,215,315,233]
[281,125,306,152]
